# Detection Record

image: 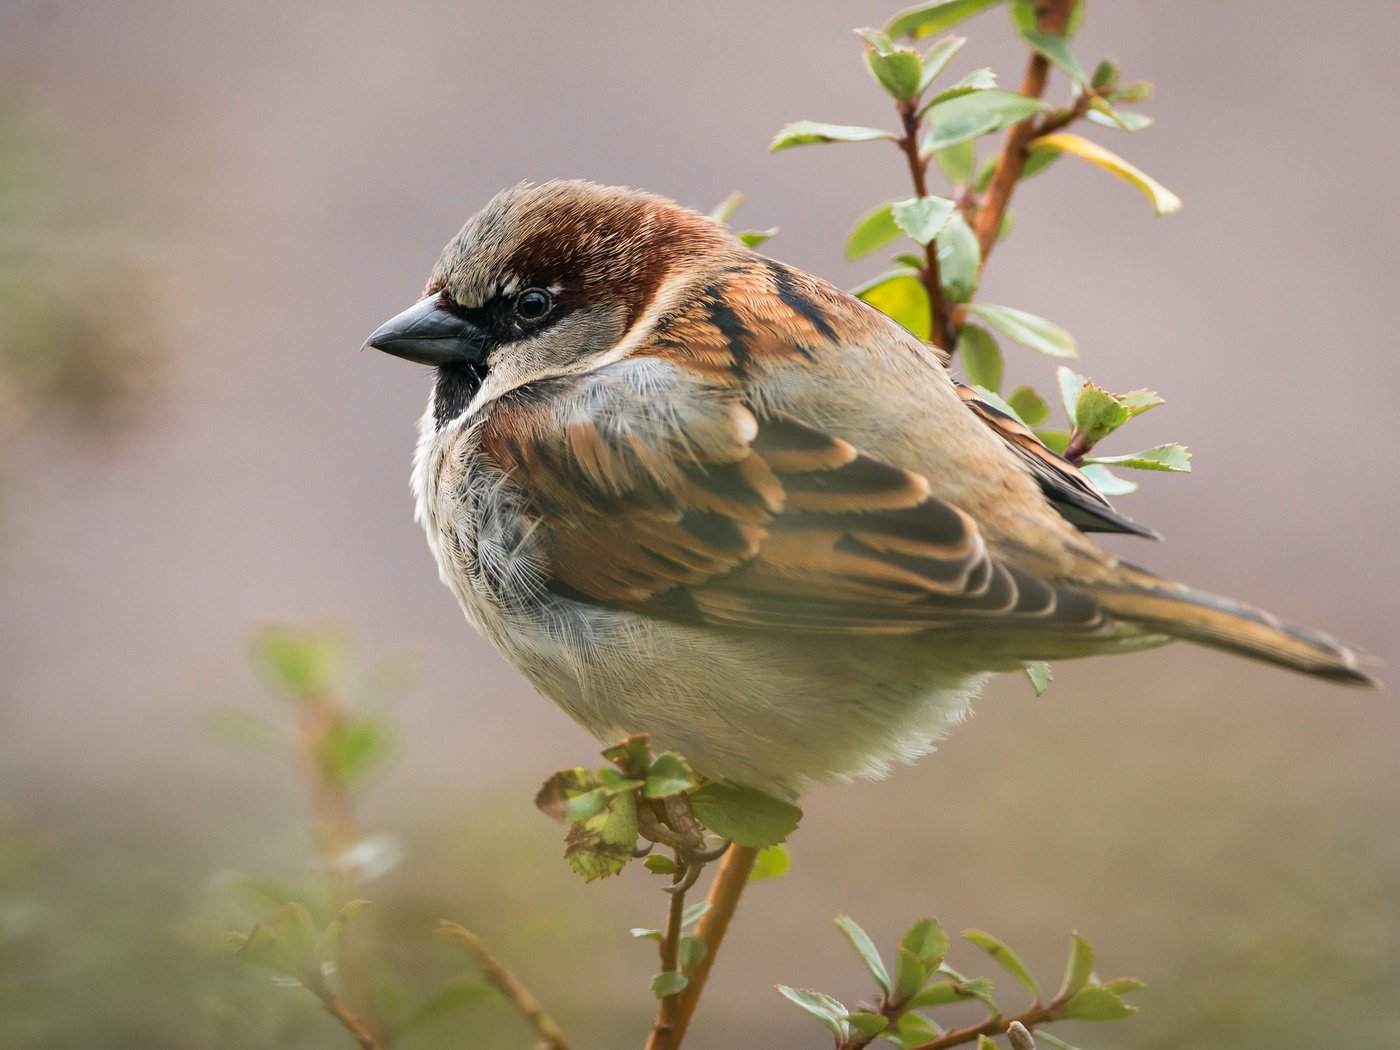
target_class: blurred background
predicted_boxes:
[1,1,1396,1047]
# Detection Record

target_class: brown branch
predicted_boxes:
[667,844,760,1048]
[440,920,572,1050]
[907,1000,1062,1050]
[971,0,1077,262]
[895,100,953,351]
[645,855,691,1050]
[304,975,385,1050]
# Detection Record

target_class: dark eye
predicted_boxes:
[514,287,553,321]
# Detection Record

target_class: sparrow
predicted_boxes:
[365,180,1375,796]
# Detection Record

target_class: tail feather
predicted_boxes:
[1090,566,1378,687]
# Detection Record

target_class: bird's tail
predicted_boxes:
[1089,564,1378,687]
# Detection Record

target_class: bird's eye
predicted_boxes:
[513,288,553,321]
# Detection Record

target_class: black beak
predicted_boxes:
[362,295,490,366]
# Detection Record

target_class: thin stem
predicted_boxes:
[971,0,1077,262]
[895,100,954,351]
[667,844,760,1048]
[305,976,385,1050]
[440,921,572,1050]
[645,855,690,1050]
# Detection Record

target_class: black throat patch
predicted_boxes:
[433,361,490,428]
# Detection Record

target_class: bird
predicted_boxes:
[364,179,1376,796]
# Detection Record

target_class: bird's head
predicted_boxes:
[364,180,741,426]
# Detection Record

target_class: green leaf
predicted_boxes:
[1087,99,1153,132]
[893,1011,943,1044]
[854,270,931,341]
[1091,58,1119,89]
[749,843,792,882]
[963,929,1040,998]
[935,139,977,185]
[644,752,698,797]
[1113,80,1155,104]
[1034,428,1070,454]
[1018,27,1088,85]
[708,192,744,224]
[935,212,980,301]
[320,899,370,957]
[846,202,902,260]
[563,789,638,881]
[738,227,779,249]
[689,782,802,848]
[1080,463,1137,496]
[964,303,1076,359]
[776,985,849,1037]
[1056,365,1087,418]
[681,901,711,928]
[1072,383,1130,444]
[924,89,1048,148]
[902,916,950,966]
[1035,1031,1089,1050]
[252,627,344,699]
[978,1036,998,1050]
[651,971,689,998]
[866,48,925,101]
[888,0,1006,39]
[1021,144,1061,179]
[1062,986,1138,1021]
[855,27,896,54]
[770,121,892,152]
[599,767,645,793]
[601,735,651,774]
[562,787,609,822]
[919,35,968,92]
[678,934,707,971]
[970,385,1028,426]
[894,947,932,1000]
[1031,132,1182,215]
[892,195,957,246]
[849,1011,890,1037]
[1059,933,1094,996]
[1007,385,1049,425]
[1024,660,1052,696]
[907,980,981,1009]
[318,715,394,785]
[1103,977,1145,996]
[643,853,677,875]
[1084,443,1192,473]
[629,927,662,940]
[834,915,891,994]
[234,901,320,980]
[957,325,1002,391]
[1118,388,1165,416]
[935,965,999,1010]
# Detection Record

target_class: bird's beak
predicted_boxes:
[362,295,490,366]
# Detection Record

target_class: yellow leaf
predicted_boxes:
[1031,132,1183,215]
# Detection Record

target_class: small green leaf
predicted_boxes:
[849,1011,890,1037]
[855,26,896,54]
[629,927,662,940]
[935,965,999,1010]
[1056,366,1087,418]
[846,202,902,260]
[562,787,609,822]
[854,271,931,341]
[599,767,645,793]
[1031,132,1182,215]
[1072,383,1129,444]
[1064,935,1097,996]
[1007,385,1049,425]
[924,90,1048,148]
[235,901,320,980]
[643,853,677,875]
[738,227,779,249]
[320,899,369,957]
[1034,428,1070,454]
[1084,443,1192,473]
[1062,986,1138,1021]
[907,980,987,1009]
[770,121,892,152]
[977,1036,998,1050]
[866,48,925,101]
[957,325,1002,391]
[936,212,980,301]
[834,915,890,994]
[965,303,1076,359]
[601,734,651,774]
[919,35,968,92]
[1024,660,1052,696]
[1091,58,1119,89]
[644,752,698,798]
[1118,388,1165,416]
[963,929,1040,998]
[563,789,638,881]
[894,947,932,1000]
[651,971,689,998]
[1018,27,1088,85]
[748,843,792,882]
[970,385,1028,426]
[678,934,708,971]
[1087,99,1153,132]
[894,1011,943,1044]
[1021,144,1061,179]
[1080,463,1137,496]
[1113,80,1154,104]
[708,192,744,224]
[1103,977,1145,996]
[317,715,394,785]
[689,782,802,848]
[776,985,849,1037]
[888,0,1006,39]
[681,901,711,928]
[901,916,950,965]
[935,139,977,185]
[892,195,957,246]
[252,627,344,699]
